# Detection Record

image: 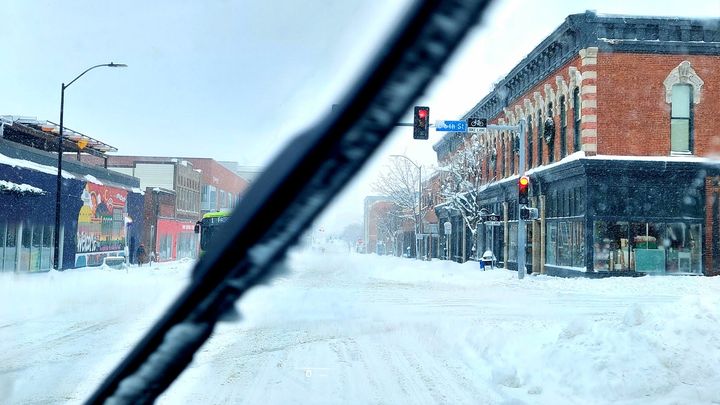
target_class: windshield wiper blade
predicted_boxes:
[86,1,494,403]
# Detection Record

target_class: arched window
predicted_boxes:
[671,84,693,153]
[509,133,516,175]
[559,95,567,158]
[572,87,580,152]
[546,102,555,163]
[527,115,533,168]
[537,109,543,166]
[501,135,506,178]
[664,61,703,154]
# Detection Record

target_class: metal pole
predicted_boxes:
[51,62,127,271]
[517,119,527,279]
[53,83,65,270]
[416,165,421,260]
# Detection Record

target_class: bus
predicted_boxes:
[194,211,232,254]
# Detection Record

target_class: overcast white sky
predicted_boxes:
[2,0,718,232]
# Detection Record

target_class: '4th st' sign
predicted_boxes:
[434,120,467,132]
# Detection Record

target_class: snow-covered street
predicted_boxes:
[2,249,719,404]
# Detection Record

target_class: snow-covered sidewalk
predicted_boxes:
[1,252,718,404]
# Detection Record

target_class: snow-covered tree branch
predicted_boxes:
[439,133,485,237]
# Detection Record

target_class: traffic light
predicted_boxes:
[518,175,529,205]
[413,106,429,140]
[520,206,539,220]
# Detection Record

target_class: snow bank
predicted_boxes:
[1,250,718,404]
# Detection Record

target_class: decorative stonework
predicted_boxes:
[579,47,598,66]
[544,84,556,114]
[533,92,544,115]
[514,105,524,124]
[524,99,533,118]
[556,76,569,109]
[502,109,513,124]
[568,67,582,94]
[663,60,704,104]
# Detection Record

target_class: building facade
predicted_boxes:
[87,155,252,261]
[433,11,720,276]
[92,156,203,262]
[0,118,144,271]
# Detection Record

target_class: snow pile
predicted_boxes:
[0,262,192,404]
[0,180,45,195]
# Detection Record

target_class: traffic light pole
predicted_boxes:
[516,120,527,279]
[486,121,527,279]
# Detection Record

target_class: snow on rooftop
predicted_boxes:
[0,152,75,179]
[131,187,145,195]
[525,151,586,176]
[0,180,45,195]
[83,174,104,185]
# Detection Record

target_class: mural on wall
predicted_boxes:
[75,183,129,267]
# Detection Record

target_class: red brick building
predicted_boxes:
[363,196,396,255]
[81,154,250,261]
[434,11,720,276]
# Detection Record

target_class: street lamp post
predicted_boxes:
[390,154,422,260]
[53,62,127,270]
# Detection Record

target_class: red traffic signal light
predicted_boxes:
[413,106,429,140]
[518,175,529,205]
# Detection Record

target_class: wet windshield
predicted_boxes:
[1,1,719,404]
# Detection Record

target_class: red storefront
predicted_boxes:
[155,218,198,262]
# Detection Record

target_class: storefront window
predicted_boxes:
[593,220,703,274]
[572,222,585,268]
[41,225,53,270]
[177,233,197,259]
[4,223,17,272]
[159,234,173,261]
[557,222,571,265]
[30,225,42,272]
[508,222,517,262]
[630,222,665,273]
[546,222,557,265]
[593,221,629,271]
[662,222,702,274]
[18,224,31,272]
[547,220,585,268]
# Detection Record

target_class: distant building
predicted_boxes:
[80,155,251,261]
[219,161,263,184]
[363,196,395,255]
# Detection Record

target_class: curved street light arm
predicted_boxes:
[390,153,420,170]
[64,62,127,89]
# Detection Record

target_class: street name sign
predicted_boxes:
[435,120,467,132]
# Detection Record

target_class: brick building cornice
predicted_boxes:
[434,10,720,154]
